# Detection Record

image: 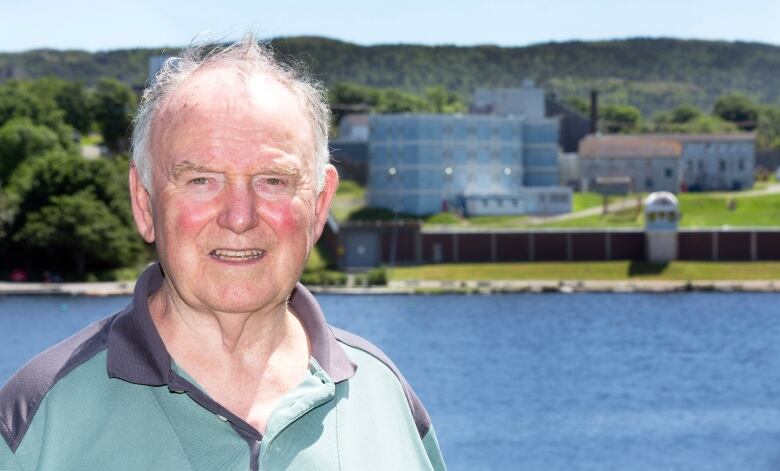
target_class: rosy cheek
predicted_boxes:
[171,198,217,235]
[258,198,308,236]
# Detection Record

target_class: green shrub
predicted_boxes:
[425,212,462,224]
[367,267,387,286]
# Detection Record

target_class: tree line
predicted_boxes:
[3,37,780,117]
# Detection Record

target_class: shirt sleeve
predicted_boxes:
[421,425,447,471]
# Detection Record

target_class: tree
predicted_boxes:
[28,77,93,134]
[5,151,134,228]
[561,96,589,115]
[329,82,381,106]
[3,151,143,277]
[600,104,642,133]
[0,118,62,183]
[14,191,140,276]
[757,104,780,150]
[713,94,759,130]
[92,78,136,152]
[669,104,701,124]
[375,89,429,113]
[424,86,466,113]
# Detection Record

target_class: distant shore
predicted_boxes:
[1,279,779,296]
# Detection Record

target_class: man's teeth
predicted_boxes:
[211,249,264,259]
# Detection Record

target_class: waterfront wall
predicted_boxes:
[338,223,780,268]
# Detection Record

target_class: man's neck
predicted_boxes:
[147,280,313,432]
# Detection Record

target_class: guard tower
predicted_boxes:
[644,192,680,262]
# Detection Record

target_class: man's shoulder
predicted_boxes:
[329,326,433,440]
[0,314,115,452]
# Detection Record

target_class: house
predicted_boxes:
[579,133,755,193]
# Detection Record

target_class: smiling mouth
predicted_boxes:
[210,249,265,261]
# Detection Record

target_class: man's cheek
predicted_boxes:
[170,201,215,234]
[259,200,308,236]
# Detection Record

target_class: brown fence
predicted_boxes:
[338,223,780,268]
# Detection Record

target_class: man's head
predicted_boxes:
[128,35,338,314]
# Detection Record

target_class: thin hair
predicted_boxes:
[131,33,331,192]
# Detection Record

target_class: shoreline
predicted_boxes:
[1,279,779,296]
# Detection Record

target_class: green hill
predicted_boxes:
[1,37,779,115]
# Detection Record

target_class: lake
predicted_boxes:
[2,292,780,470]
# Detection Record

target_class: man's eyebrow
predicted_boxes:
[265,165,301,177]
[171,160,302,178]
[172,160,215,179]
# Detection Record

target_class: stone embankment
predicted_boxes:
[0,279,778,296]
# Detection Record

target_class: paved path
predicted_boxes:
[525,196,642,224]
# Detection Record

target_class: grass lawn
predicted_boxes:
[335,187,780,229]
[331,179,365,221]
[677,192,780,227]
[571,192,605,212]
[390,261,780,281]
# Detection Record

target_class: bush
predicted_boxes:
[367,267,387,286]
[425,212,462,224]
[300,270,347,286]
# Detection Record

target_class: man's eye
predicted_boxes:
[189,177,208,185]
[266,178,285,186]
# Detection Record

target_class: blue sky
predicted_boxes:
[2,0,779,52]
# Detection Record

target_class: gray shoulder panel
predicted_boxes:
[330,326,432,439]
[0,316,113,452]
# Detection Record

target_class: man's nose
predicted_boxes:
[217,182,259,234]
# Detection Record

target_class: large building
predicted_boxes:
[579,134,756,193]
[367,113,565,215]
[330,114,370,184]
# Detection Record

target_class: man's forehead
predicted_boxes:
[158,68,304,122]
[150,67,315,158]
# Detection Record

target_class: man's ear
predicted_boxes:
[129,165,155,243]
[312,165,339,243]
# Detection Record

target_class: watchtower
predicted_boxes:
[644,192,680,262]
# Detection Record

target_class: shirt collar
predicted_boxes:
[106,262,356,386]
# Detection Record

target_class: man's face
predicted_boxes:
[130,68,337,314]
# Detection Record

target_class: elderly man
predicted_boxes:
[0,37,445,470]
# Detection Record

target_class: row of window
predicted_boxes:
[686,142,753,154]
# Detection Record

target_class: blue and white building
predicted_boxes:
[363,81,571,216]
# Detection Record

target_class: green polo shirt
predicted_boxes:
[0,264,446,470]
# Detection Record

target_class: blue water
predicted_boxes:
[2,293,780,470]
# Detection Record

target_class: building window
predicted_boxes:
[665,168,673,178]
[719,160,726,172]
[738,159,745,171]
[645,177,654,189]
[698,160,704,171]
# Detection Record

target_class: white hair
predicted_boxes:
[131,34,331,192]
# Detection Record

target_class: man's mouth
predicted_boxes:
[210,249,265,261]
